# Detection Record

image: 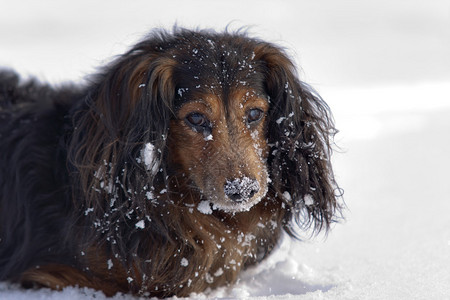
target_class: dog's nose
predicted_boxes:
[224,177,260,202]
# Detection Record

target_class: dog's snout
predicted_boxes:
[224,177,260,202]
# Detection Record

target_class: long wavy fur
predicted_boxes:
[0,28,342,297]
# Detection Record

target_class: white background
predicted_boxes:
[1,0,450,299]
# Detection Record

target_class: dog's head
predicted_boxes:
[70,28,341,236]
[165,35,275,212]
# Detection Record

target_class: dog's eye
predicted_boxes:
[185,112,210,132]
[247,109,264,124]
[186,113,206,126]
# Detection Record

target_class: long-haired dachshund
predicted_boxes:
[0,28,342,297]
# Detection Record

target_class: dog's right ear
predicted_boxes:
[68,44,177,234]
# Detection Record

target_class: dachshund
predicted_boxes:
[0,28,342,298]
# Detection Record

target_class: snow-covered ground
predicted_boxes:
[1,0,450,299]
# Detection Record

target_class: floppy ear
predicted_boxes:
[255,44,342,236]
[68,45,177,252]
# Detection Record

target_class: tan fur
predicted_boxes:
[169,89,270,211]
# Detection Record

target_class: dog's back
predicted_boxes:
[0,71,80,282]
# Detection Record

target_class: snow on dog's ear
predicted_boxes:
[68,44,177,247]
[254,44,342,236]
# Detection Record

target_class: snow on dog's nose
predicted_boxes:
[224,177,260,202]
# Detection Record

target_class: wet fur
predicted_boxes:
[0,28,341,297]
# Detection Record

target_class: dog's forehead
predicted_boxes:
[171,38,267,110]
[175,88,267,112]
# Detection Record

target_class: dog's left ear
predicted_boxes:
[254,44,342,236]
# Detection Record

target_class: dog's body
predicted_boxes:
[0,29,341,297]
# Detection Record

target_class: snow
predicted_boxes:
[303,194,314,206]
[203,134,213,141]
[0,284,131,300]
[213,268,224,277]
[145,191,154,200]
[197,200,213,214]
[276,117,286,124]
[4,91,449,300]
[282,191,292,202]
[107,259,114,270]
[140,143,159,175]
[1,1,450,299]
[181,258,189,267]
[135,220,145,229]
[224,177,260,200]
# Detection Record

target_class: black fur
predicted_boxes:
[0,72,80,279]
